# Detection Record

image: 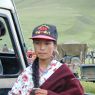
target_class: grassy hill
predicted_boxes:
[14,0,95,49]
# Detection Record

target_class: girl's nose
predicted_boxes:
[40,43,46,50]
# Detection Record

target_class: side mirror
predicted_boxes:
[0,21,6,37]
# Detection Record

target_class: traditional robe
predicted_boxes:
[8,60,84,95]
[40,64,84,95]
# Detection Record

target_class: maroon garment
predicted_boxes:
[40,64,84,95]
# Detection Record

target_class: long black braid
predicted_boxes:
[32,57,39,88]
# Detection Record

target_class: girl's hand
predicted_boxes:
[27,50,36,64]
[35,88,48,95]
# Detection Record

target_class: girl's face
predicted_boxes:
[33,39,56,60]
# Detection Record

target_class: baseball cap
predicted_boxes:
[30,24,58,41]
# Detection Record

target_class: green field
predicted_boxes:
[14,0,95,49]
[81,81,95,94]
[14,0,95,94]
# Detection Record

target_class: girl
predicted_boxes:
[8,24,84,95]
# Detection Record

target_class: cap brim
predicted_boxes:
[29,35,56,41]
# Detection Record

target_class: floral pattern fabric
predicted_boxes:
[8,60,62,95]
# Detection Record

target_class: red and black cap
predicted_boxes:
[30,24,58,41]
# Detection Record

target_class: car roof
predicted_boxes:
[0,0,15,12]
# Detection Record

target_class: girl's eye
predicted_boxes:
[45,42,51,45]
[34,41,40,44]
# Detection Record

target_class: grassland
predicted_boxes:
[14,0,95,94]
[81,81,95,94]
[14,0,95,49]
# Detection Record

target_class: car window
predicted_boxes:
[0,17,20,75]
[0,17,14,53]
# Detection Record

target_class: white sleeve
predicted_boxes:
[8,71,26,95]
[8,65,34,95]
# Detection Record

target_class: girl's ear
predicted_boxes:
[54,45,58,54]
[54,48,59,55]
[53,45,59,56]
[54,43,57,49]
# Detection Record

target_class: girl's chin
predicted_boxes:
[38,56,50,60]
[39,57,47,60]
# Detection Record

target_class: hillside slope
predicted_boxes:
[14,0,95,48]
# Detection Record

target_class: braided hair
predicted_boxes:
[32,57,39,88]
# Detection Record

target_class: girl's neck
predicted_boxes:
[39,58,52,69]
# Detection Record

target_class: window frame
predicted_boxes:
[0,8,26,78]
